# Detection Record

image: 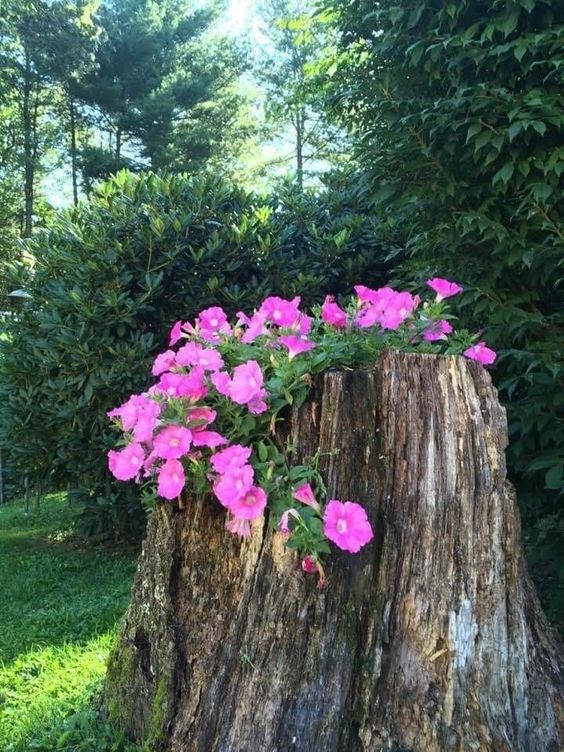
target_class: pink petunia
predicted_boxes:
[229,485,267,520]
[154,368,207,401]
[132,414,159,443]
[108,443,145,481]
[240,311,269,344]
[355,288,417,331]
[301,555,319,574]
[463,341,496,365]
[176,342,224,372]
[293,483,320,511]
[210,444,252,474]
[153,425,192,460]
[354,285,395,306]
[229,360,264,405]
[423,319,453,342]
[247,394,268,414]
[152,349,176,376]
[294,313,313,335]
[157,459,185,499]
[259,296,301,327]
[169,321,184,346]
[210,370,231,397]
[108,394,162,441]
[197,306,232,342]
[323,500,374,553]
[225,515,251,538]
[321,295,347,329]
[191,430,228,448]
[278,335,316,359]
[186,406,216,428]
[426,278,463,302]
[213,464,254,507]
[279,508,300,534]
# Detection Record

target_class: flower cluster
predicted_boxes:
[107,279,495,577]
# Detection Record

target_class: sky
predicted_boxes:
[224,0,255,35]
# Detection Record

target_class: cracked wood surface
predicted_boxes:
[105,351,564,751]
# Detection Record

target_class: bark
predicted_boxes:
[295,107,304,192]
[105,352,564,751]
[69,97,78,206]
[22,52,34,238]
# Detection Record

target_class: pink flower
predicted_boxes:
[152,349,176,376]
[463,341,497,365]
[240,311,268,344]
[229,360,264,405]
[229,485,267,520]
[379,291,418,330]
[176,342,224,372]
[210,370,231,396]
[213,464,254,507]
[108,395,161,440]
[323,500,374,553]
[225,515,251,538]
[293,483,320,511]
[247,395,268,414]
[191,430,227,448]
[321,296,347,329]
[301,555,319,574]
[259,296,301,327]
[355,288,417,331]
[210,444,251,474]
[354,285,385,305]
[279,508,300,534]
[426,278,463,301]
[157,459,185,499]
[423,319,453,342]
[108,443,145,481]
[153,425,192,459]
[169,321,184,346]
[186,406,216,428]
[278,335,315,359]
[154,368,207,401]
[294,313,312,335]
[133,414,159,443]
[197,306,231,342]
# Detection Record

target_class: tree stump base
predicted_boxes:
[105,352,564,751]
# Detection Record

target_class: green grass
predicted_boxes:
[0,494,140,750]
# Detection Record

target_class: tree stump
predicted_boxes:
[105,352,564,751]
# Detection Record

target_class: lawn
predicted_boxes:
[0,494,140,751]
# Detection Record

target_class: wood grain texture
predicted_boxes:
[105,351,564,751]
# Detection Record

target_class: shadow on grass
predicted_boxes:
[0,495,139,663]
[0,495,141,750]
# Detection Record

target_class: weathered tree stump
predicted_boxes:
[105,352,564,751]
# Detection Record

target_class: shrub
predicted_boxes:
[0,170,392,539]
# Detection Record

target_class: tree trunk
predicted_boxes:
[105,352,564,751]
[69,96,78,206]
[22,52,34,238]
[295,107,304,192]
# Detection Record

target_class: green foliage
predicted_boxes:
[0,170,392,539]
[323,0,564,625]
[76,0,248,182]
[0,494,138,750]
[255,0,348,187]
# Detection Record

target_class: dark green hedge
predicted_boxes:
[0,170,392,537]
